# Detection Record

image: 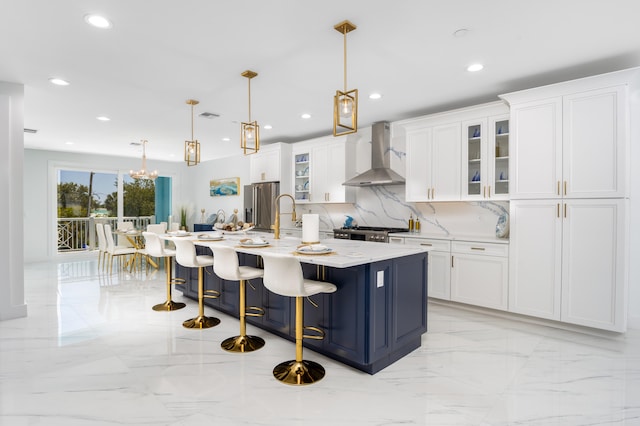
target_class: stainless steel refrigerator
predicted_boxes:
[251,182,279,232]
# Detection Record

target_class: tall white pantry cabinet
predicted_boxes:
[500,68,638,332]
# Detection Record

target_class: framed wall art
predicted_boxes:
[210,177,240,196]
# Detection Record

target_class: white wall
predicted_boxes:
[23,149,188,263]
[182,153,251,227]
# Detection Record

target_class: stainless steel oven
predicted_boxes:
[333,227,408,243]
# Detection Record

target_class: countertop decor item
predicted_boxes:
[302,214,320,244]
[496,212,509,238]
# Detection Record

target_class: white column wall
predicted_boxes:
[0,81,27,320]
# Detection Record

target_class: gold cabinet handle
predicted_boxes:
[557,181,560,196]
[557,203,560,218]
[564,203,567,218]
[451,256,454,268]
[564,181,567,196]
[432,187,435,199]
[420,243,433,246]
[427,188,431,199]
[483,186,486,198]
[488,185,491,197]
[470,247,486,251]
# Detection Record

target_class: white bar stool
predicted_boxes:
[260,252,337,385]
[210,245,265,353]
[173,239,221,329]
[142,231,186,311]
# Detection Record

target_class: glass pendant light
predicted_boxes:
[240,70,260,155]
[184,99,200,166]
[333,20,358,136]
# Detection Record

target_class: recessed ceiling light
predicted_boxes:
[84,14,112,29]
[65,141,74,145]
[49,78,70,86]
[96,116,110,121]
[264,124,273,130]
[369,93,382,100]
[301,113,311,119]
[222,137,231,142]
[467,63,484,72]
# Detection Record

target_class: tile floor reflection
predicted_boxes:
[1,256,639,425]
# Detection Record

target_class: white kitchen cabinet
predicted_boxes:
[403,237,451,300]
[461,114,510,200]
[308,138,355,204]
[503,82,628,200]
[450,241,509,310]
[509,199,627,331]
[405,123,461,202]
[249,143,291,185]
[400,101,508,202]
[292,149,310,203]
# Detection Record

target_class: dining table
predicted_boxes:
[113,229,159,269]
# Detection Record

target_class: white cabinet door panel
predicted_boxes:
[431,123,461,201]
[428,251,451,300]
[509,98,562,199]
[406,129,431,202]
[563,86,627,198]
[561,199,626,331]
[451,253,508,310]
[508,200,562,320]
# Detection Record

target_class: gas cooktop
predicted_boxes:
[336,226,409,233]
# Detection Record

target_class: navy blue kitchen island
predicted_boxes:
[175,237,428,374]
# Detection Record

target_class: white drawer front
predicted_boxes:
[452,241,508,257]
[404,238,451,252]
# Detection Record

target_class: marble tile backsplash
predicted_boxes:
[299,185,508,238]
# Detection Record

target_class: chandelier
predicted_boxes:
[333,20,358,136]
[129,140,158,180]
[184,99,200,166]
[240,70,260,155]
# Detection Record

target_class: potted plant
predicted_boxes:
[179,206,188,231]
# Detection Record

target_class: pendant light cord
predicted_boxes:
[343,28,348,93]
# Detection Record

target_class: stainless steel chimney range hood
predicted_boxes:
[342,121,405,186]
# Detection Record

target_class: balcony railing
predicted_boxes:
[57,216,154,252]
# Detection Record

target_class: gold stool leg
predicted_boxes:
[221,279,265,353]
[153,257,186,311]
[273,296,326,385]
[183,266,220,329]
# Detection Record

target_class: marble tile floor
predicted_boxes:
[2,256,640,426]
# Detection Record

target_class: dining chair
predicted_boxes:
[95,222,108,272]
[104,224,137,274]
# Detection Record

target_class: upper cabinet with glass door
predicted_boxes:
[460,103,510,201]
[292,150,311,203]
[491,116,510,199]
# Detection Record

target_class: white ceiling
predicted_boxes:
[2,0,640,162]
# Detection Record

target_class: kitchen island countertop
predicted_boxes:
[175,231,430,268]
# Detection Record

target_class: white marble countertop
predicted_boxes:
[162,231,429,268]
[389,232,510,244]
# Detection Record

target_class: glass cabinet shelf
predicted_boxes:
[294,152,311,201]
